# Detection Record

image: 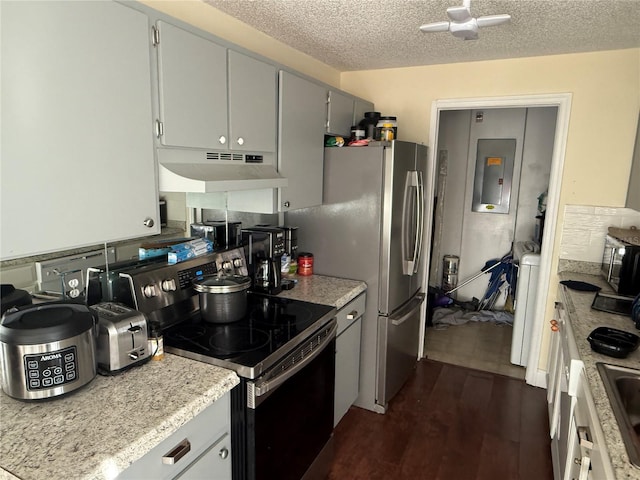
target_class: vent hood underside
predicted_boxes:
[157,148,287,193]
[159,163,287,193]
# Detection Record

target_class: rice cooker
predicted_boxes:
[0,302,97,400]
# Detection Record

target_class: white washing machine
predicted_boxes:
[510,241,541,367]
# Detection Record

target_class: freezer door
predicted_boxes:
[379,142,427,315]
[376,292,425,410]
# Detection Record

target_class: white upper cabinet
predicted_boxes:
[625,112,640,211]
[155,21,228,150]
[327,90,355,137]
[0,1,159,260]
[228,51,277,153]
[278,71,328,211]
[155,22,277,154]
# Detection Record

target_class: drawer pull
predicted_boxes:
[162,438,191,465]
[346,310,358,320]
[578,426,593,450]
[219,447,229,460]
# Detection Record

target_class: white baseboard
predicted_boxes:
[527,368,548,389]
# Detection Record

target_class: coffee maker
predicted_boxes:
[278,226,298,260]
[242,226,285,295]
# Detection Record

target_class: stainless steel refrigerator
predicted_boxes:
[286,140,428,413]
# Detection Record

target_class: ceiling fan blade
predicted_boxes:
[419,21,451,33]
[446,5,473,23]
[476,14,511,28]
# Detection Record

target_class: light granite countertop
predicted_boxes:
[557,271,640,479]
[0,273,366,480]
[0,354,239,480]
[277,274,367,309]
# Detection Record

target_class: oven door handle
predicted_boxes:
[252,321,337,399]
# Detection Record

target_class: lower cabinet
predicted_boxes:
[568,371,616,480]
[549,287,615,480]
[118,392,231,480]
[334,293,366,427]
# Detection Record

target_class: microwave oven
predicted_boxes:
[601,234,640,297]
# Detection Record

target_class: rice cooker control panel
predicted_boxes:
[24,346,78,391]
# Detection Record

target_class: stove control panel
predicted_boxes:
[162,279,177,292]
[120,249,248,314]
[214,247,248,277]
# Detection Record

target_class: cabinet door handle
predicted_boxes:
[162,438,191,465]
[218,135,227,145]
[155,119,164,138]
[219,447,229,460]
[577,426,593,450]
[579,454,591,480]
[236,137,244,146]
[346,310,358,320]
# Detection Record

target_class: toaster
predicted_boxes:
[90,302,150,374]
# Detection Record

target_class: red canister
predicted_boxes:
[298,252,314,276]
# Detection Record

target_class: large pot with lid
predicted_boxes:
[0,302,97,400]
[193,275,251,323]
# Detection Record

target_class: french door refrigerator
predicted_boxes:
[287,140,428,413]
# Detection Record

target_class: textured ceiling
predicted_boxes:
[203,0,640,71]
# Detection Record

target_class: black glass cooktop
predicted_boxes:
[163,294,335,379]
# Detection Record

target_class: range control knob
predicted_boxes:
[161,279,177,292]
[142,284,157,298]
[232,258,243,268]
[222,261,232,271]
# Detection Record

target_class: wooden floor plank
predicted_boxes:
[328,359,553,480]
[475,433,520,480]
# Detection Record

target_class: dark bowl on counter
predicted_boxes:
[587,326,640,359]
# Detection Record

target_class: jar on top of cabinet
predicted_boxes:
[376,116,397,140]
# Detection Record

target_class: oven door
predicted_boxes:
[232,319,337,480]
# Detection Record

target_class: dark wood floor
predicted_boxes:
[328,359,553,480]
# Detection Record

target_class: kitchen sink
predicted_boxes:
[596,363,640,468]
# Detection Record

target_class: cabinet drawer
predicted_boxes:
[336,293,366,337]
[118,393,231,480]
[573,372,615,480]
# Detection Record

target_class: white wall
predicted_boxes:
[429,110,470,286]
[430,108,555,303]
[516,107,557,243]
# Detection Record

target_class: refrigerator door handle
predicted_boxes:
[414,170,425,274]
[402,171,423,275]
[390,293,426,326]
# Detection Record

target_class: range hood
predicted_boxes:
[157,148,287,193]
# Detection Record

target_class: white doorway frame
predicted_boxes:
[419,93,572,388]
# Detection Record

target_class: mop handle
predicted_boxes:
[444,260,503,295]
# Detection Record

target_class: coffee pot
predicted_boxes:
[254,258,282,295]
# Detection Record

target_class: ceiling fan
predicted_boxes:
[419,0,511,41]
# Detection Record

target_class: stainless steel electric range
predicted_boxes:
[87,247,337,480]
